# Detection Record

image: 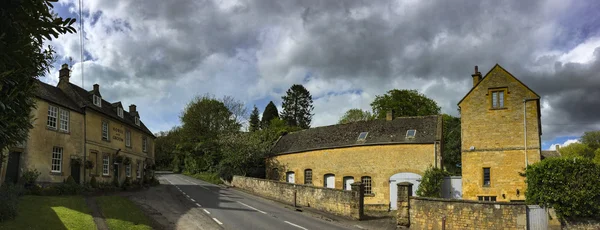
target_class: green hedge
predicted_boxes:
[0,184,23,222]
[526,157,600,218]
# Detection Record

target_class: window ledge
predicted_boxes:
[490,107,507,110]
[102,174,111,178]
[49,171,63,176]
[482,185,491,188]
[364,193,375,197]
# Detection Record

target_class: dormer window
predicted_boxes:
[406,129,416,138]
[93,95,102,107]
[135,116,140,126]
[117,107,123,118]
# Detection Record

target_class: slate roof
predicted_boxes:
[541,150,561,160]
[271,115,442,155]
[34,80,155,137]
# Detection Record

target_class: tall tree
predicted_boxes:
[280,84,314,129]
[560,142,595,159]
[370,89,440,118]
[442,114,461,175]
[581,131,600,150]
[221,95,248,128]
[338,109,374,124]
[180,95,241,146]
[261,101,279,129]
[249,105,260,132]
[1,0,76,166]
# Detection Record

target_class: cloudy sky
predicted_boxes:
[44,0,600,150]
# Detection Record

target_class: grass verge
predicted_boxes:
[96,196,152,230]
[183,171,223,184]
[0,196,96,230]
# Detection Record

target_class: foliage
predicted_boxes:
[0,196,96,229]
[280,84,314,129]
[221,95,248,128]
[184,172,223,185]
[181,94,241,142]
[249,105,260,132]
[155,126,182,170]
[261,101,279,129]
[122,177,132,190]
[20,169,41,187]
[65,175,76,185]
[0,0,76,161]
[442,114,461,175]
[370,89,440,119]
[84,160,94,169]
[581,131,600,150]
[123,157,131,165]
[0,184,22,222]
[525,157,600,218]
[338,109,374,124]
[595,149,600,165]
[559,143,595,160]
[96,196,153,230]
[90,176,98,189]
[416,166,449,198]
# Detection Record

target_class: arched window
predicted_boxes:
[286,171,295,183]
[343,176,354,190]
[361,176,372,194]
[324,173,335,188]
[304,169,313,185]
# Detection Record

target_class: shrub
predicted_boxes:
[150,176,160,186]
[84,160,94,169]
[26,184,43,196]
[66,175,76,185]
[112,176,120,188]
[526,157,600,218]
[41,186,61,196]
[20,169,41,187]
[90,176,98,189]
[0,184,21,222]
[122,177,132,190]
[416,166,450,198]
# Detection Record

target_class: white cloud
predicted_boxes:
[548,139,580,150]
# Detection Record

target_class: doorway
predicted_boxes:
[343,176,354,190]
[324,174,335,188]
[70,159,81,184]
[389,172,422,210]
[286,171,295,183]
[4,152,21,184]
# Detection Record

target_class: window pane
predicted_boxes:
[492,92,498,108]
[47,106,58,128]
[483,168,490,186]
[304,169,312,185]
[499,91,504,107]
[361,176,372,194]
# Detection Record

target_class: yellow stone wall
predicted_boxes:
[267,144,439,205]
[84,110,154,183]
[23,99,86,183]
[459,65,541,201]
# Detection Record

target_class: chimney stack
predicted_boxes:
[59,64,70,83]
[472,65,482,87]
[386,110,395,121]
[555,144,560,151]
[93,84,99,92]
[129,104,137,113]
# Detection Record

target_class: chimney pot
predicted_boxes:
[555,144,560,150]
[129,104,137,113]
[59,63,70,83]
[386,110,395,121]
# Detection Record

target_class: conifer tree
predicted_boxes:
[249,105,260,132]
[280,84,314,129]
[261,101,279,129]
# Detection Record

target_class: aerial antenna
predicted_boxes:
[79,0,84,88]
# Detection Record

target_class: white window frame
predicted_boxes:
[126,164,131,177]
[117,107,123,118]
[59,109,69,132]
[93,95,102,107]
[125,130,131,147]
[102,155,110,176]
[142,136,147,152]
[51,147,63,173]
[135,116,140,126]
[102,121,109,141]
[491,90,505,108]
[47,105,58,129]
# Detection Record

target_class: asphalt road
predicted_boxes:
[158,173,352,230]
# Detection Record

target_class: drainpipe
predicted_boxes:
[523,98,536,168]
[83,106,87,183]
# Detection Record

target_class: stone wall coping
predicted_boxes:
[410,196,527,206]
[233,175,354,194]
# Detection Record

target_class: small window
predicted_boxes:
[125,130,131,147]
[47,105,58,129]
[117,107,123,118]
[51,147,63,173]
[357,132,368,141]
[343,176,354,190]
[102,121,109,141]
[135,116,140,126]
[142,136,148,152]
[304,169,313,185]
[286,171,295,183]
[59,109,69,132]
[126,164,131,177]
[136,163,141,178]
[102,155,110,176]
[406,129,416,138]
[483,168,491,186]
[491,90,505,108]
[93,95,102,107]
[361,176,372,194]
[478,196,497,202]
[324,174,335,188]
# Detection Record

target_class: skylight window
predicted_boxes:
[93,95,102,107]
[357,132,368,141]
[406,129,416,138]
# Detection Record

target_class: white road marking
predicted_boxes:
[284,221,308,230]
[195,203,202,207]
[203,209,211,214]
[190,199,196,202]
[201,186,209,190]
[212,218,223,225]
[236,201,267,214]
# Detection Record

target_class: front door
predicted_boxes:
[286,171,295,183]
[113,164,119,183]
[70,160,81,184]
[343,176,354,190]
[4,152,21,184]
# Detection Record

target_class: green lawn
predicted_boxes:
[0,196,96,230]
[96,196,152,230]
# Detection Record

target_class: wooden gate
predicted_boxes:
[527,205,548,230]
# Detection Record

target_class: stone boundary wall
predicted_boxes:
[231,175,363,220]
[563,219,600,230]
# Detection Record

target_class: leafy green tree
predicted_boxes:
[442,114,461,175]
[416,166,449,198]
[338,109,374,124]
[559,142,595,159]
[281,84,314,129]
[370,89,440,118]
[526,157,600,218]
[249,105,260,132]
[0,0,76,165]
[154,127,182,170]
[581,131,600,150]
[594,148,600,165]
[261,101,279,129]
